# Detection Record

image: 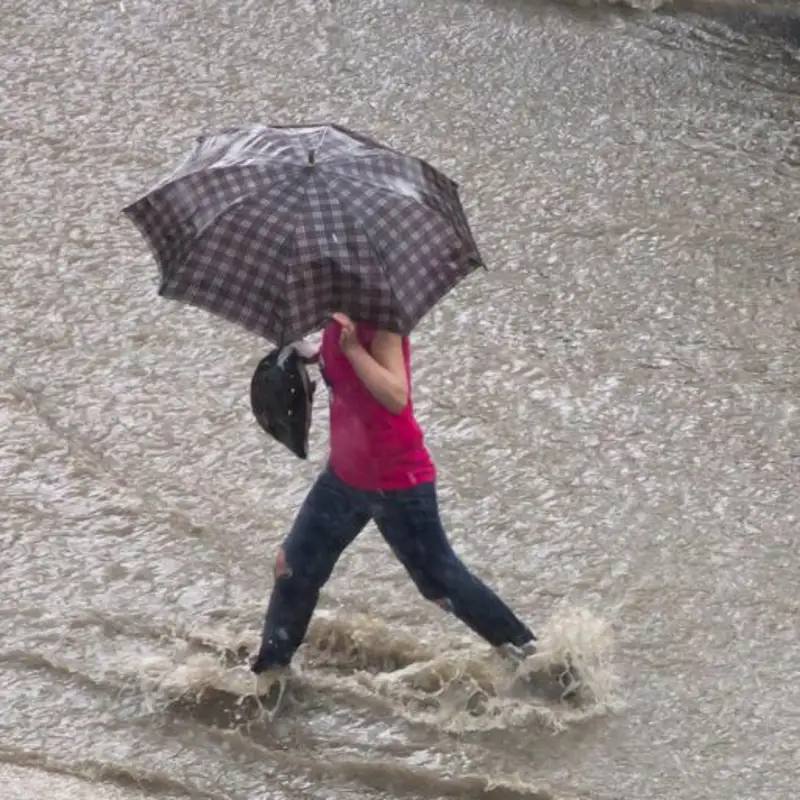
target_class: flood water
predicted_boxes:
[2,1,799,799]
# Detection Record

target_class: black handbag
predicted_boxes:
[250,346,316,459]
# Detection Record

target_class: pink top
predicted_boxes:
[319,320,436,491]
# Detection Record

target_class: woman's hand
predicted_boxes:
[331,312,408,414]
[331,312,362,357]
[289,338,321,363]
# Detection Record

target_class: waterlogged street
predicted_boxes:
[2,1,798,798]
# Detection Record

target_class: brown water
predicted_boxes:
[2,1,799,799]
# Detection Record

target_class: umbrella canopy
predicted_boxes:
[123,123,485,344]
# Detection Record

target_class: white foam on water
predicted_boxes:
[127,605,619,739]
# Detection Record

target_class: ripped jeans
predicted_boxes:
[251,466,535,671]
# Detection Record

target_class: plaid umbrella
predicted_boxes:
[122,124,485,345]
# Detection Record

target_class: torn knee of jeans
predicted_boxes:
[274,548,293,579]
[433,597,454,613]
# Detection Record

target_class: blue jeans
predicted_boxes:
[252,466,535,671]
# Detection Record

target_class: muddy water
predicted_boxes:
[2,1,798,799]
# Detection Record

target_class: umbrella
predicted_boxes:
[250,345,316,460]
[122,123,485,345]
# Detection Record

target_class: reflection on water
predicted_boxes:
[1,1,798,799]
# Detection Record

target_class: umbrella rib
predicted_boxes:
[160,170,305,274]
[320,166,455,221]
[261,172,318,345]
[162,172,313,346]
[142,160,309,206]
[197,155,311,178]
[321,181,407,331]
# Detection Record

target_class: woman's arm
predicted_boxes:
[333,313,408,414]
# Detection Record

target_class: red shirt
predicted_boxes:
[319,320,436,491]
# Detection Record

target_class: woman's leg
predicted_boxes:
[373,482,535,649]
[251,468,371,672]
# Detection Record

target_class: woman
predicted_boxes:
[251,312,550,683]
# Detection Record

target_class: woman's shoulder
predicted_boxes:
[322,318,405,350]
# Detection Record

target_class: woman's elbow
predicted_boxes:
[386,384,409,414]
